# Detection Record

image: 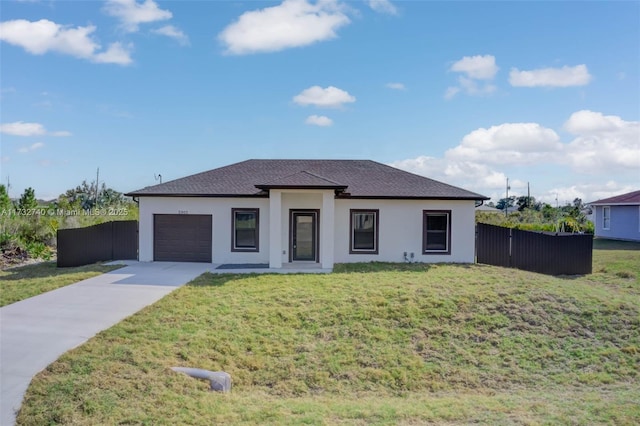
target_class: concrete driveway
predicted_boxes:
[0,261,212,426]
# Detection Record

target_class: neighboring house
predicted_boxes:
[126,160,488,269]
[588,190,640,242]
[476,204,501,213]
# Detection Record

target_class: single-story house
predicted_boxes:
[126,159,488,269]
[588,190,640,242]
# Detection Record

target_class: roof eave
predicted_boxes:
[124,192,268,198]
[338,195,490,201]
[589,202,640,206]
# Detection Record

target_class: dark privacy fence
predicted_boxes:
[476,223,593,275]
[57,220,138,267]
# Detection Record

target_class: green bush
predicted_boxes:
[26,241,53,260]
[477,208,593,234]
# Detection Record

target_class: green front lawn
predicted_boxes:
[0,262,123,307]
[17,247,640,425]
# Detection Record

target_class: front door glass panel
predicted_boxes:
[293,213,316,261]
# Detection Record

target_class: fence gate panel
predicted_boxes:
[57,220,138,267]
[476,223,511,267]
[511,229,549,274]
[113,221,138,260]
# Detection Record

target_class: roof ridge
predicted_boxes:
[258,170,344,186]
[298,170,344,185]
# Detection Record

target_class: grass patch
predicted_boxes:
[593,238,640,251]
[0,262,123,307]
[592,240,640,284]
[17,248,640,425]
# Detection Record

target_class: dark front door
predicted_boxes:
[291,211,318,261]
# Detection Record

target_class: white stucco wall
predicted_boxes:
[333,199,476,264]
[138,197,270,263]
[277,190,335,267]
[138,195,477,265]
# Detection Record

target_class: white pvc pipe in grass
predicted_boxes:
[171,367,231,392]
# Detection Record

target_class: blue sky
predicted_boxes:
[1,0,638,204]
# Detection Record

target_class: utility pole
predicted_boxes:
[95,167,100,207]
[505,177,510,217]
[527,182,530,209]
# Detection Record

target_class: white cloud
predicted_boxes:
[18,142,44,153]
[305,115,333,126]
[218,0,350,55]
[0,19,98,56]
[93,42,133,65]
[457,76,496,97]
[390,110,639,203]
[389,155,509,192]
[450,55,498,80]
[50,130,73,137]
[389,156,445,180]
[293,85,356,108]
[367,0,398,15]
[540,182,637,205]
[509,64,591,87]
[446,55,498,99]
[443,86,460,100]
[1,121,46,136]
[152,25,189,45]
[563,111,639,174]
[386,82,405,90]
[0,121,72,137]
[564,110,631,135]
[444,161,514,190]
[0,19,133,65]
[446,122,562,165]
[103,0,172,32]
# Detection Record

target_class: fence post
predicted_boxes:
[508,227,512,268]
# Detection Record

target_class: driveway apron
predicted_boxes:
[0,262,211,426]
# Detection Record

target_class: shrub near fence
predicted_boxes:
[57,220,138,267]
[477,223,593,275]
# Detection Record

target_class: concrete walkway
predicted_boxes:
[0,262,211,426]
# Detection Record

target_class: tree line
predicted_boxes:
[480,196,593,233]
[0,181,138,261]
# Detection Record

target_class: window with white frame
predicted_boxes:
[602,206,610,230]
[350,209,379,254]
[423,210,451,254]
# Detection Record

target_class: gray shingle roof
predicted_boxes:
[589,190,640,205]
[256,170,347,190]
[126,159,488,200]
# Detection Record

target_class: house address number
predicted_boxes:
[178,210,189,214]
